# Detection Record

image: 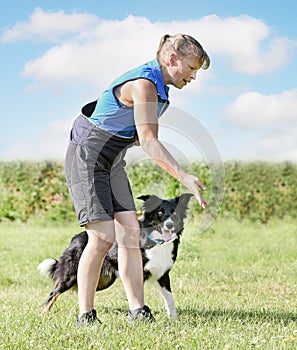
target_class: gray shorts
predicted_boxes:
[65,114,136,226]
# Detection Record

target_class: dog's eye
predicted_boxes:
[157,211,163,218]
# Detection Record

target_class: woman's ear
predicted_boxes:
[168,52,177,66]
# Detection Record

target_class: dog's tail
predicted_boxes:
[38,258,58,279]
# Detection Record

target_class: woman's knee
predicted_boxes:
[86,221,115,252]
[114,212,140,249]
[118,227,140,249]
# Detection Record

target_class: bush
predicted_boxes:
[222,161,297,222]
[0,160,296,223]
[0,161,74,223]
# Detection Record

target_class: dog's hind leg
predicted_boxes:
[157,273,177,319]
[41,277,76,313]
[41,290,61,313]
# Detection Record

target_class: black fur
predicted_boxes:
[39,193,192,318]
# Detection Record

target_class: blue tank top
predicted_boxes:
[87,59,170,138]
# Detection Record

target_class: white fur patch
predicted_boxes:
[38,258,56,277]
[158,285,177,319]
[144,242,174,281]
[149,229,163,242]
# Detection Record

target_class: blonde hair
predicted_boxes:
[157,33,210,70]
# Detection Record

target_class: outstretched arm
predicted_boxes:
[130,79,208,209]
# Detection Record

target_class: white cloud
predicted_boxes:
[258,130,297,152]
[2,9,297,162]
[20,14,163,88]
[198,14,294,74]
[223,88,297,129]
[1,9,295,91]
[252,129,297,161]
[0,7,99,43]
[1,118,74,160]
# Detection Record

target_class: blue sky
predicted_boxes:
[1,0,297,162]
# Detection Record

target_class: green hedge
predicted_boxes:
[0,161,73,223]
[0,160,296,223]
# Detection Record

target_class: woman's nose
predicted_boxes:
[190,71,197,80]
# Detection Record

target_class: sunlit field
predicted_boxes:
[1,217,296,349]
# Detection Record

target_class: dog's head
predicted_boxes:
[138,193,193,244]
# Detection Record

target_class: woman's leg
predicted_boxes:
[114,211,144,310]
[77,221,115,316]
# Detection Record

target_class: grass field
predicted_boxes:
[0,217,296,349]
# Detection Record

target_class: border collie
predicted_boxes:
[38,193,193,319]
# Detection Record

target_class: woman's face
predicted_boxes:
[167,53,202,89]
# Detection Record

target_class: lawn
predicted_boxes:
[0,217,296,349]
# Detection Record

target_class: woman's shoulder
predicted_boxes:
[111,59,160,86]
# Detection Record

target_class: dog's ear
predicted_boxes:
[137,195,151,202]
[174,193,193,221]
[176,193,193,206]
[137,195,162,212]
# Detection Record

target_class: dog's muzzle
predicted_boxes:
[148,218,176,244]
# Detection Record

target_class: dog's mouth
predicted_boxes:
[148,228,176,245]
[161,228,174,242]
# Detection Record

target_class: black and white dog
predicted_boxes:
[38,193,193,319]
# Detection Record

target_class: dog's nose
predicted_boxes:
[165,221,174,230]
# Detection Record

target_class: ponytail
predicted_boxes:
[156,34,170,59]
[156,33,210,70]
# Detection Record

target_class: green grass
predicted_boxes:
[0,218,296,349]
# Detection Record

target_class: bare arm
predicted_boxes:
[126,79,207,208]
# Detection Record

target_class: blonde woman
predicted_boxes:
[65,33,210,325]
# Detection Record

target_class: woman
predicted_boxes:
[65,33,210,325]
